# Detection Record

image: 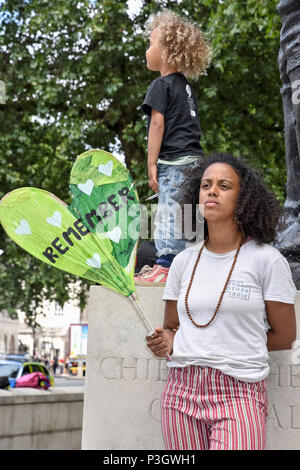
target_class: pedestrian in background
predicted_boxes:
[52,355,58,376]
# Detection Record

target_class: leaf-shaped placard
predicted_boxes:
[0,150,158,341]
[0,149,141,298]
[69,149,140,279]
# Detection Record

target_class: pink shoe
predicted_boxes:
[134,264,169,285]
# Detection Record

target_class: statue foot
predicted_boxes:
[275,205,300,253]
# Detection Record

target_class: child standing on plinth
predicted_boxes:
[135,9,211,285]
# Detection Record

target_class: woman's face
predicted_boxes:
[199,163,240,223]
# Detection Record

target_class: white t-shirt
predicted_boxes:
[163,239,297,382]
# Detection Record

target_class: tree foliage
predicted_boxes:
[0,0,286,322]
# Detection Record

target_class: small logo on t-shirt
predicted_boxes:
[226,281,251,301]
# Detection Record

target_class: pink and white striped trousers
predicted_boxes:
[161,365,268,450]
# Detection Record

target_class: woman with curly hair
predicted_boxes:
[135,9,211,284]
[146,153,297,450]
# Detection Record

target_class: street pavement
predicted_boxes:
[53,375,85,387]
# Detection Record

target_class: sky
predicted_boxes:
[127,0,143,19]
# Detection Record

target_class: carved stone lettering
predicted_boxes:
[289,405,300,429]
[289,365,300,388]
[266,363,300,388]
[266,404,300,430]
[99,356,121,381]
[120,357,138,381]
[98,355,169,382]
[268,363,286,388]
[158,359,169,382]
[149,399,162,422]
[267,404,285,429]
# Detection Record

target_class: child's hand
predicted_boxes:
[148,164,158,193]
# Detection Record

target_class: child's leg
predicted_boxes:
[154,163,184,266]
[155,162,198,267]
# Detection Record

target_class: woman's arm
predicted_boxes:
[265,300,296,351]
[146,300,179,358]
[147,108,164,193]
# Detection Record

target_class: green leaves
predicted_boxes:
[0,0,289,324]
[194,0,284,202]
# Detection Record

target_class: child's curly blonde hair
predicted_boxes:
[145,9,212,79]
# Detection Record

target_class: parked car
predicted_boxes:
[1,354,30,363]
[0,360,55,388]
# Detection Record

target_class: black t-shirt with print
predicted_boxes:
[142,72,203,162]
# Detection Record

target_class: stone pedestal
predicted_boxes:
[81,287,300,450]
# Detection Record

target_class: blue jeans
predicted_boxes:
[154,161,199,267]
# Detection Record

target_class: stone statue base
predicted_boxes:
[82,286,300,450]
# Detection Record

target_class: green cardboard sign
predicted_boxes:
[0,150,140,298]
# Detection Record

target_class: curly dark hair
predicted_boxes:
[180,153,282,244]
[144,9,212,79]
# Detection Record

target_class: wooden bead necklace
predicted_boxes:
[184,236,244,328]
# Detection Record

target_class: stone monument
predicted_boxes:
[82,286,300,450]
[81,3,300,449]
[275,0,300,288]
[81,286,168,450]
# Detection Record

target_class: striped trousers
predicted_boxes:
[161,365,268,450]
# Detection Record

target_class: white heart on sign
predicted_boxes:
[78,179,94,196]
[15,219,31,235]
[86,253,102,269]
[46,211,62,228]
[106,226,122,244]
[98,160,113,177]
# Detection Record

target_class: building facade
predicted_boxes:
[17,291,88,362]
[0,312,20,355]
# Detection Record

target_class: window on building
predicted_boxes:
[54,303,63,316]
